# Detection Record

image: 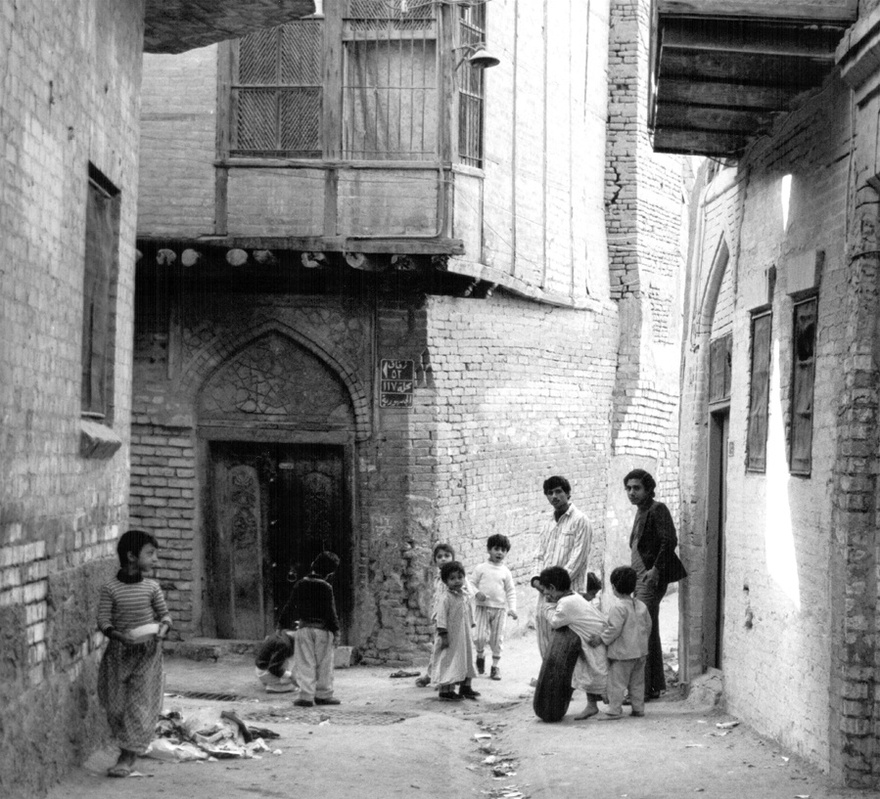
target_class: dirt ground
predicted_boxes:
[39,597,870,799]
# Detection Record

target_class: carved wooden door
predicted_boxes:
[271,445,349,635]
[210,442,349,639]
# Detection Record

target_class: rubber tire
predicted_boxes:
[533,626,581,723]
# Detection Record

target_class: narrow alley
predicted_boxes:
[41,601,864,799]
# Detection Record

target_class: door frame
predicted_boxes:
[704,406,729,670]
[198,425,358,641]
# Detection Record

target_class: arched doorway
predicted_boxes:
[197,332,357,641]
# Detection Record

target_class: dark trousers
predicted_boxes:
[635,575,667,695]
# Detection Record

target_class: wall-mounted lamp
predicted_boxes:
[454,42,501,70]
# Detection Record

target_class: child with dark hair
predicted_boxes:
[538,565,608,720]
[280,551,341,708]
[590,565,652,719]
[416,542,457,687]
[433,561,480,701]
[472,534,518,680]
[97,530,172,777]
[581,571,602,603]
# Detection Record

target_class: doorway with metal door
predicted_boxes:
[208,441,351,641]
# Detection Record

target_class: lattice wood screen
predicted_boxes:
[232,20,323,158]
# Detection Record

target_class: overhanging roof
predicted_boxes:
[144,0,315,54]
[650,0,856,157]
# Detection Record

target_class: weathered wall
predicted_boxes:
[0,0,143,794]
[680,79,851,774]
[462,0,611,302]
[130,277,620,660]
[603,0,687,579]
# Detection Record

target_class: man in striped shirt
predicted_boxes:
[534,475,592,658]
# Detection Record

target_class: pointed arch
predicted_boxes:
[183,320,371,441]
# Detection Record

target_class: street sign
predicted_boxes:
[379,359,414,408]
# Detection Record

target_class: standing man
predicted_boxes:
[624,468,687,699]
[534,475,592,657]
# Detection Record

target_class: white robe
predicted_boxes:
[432,588,477,686]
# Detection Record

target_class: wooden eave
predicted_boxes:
[143,0,316,54]
[650,0,856,157]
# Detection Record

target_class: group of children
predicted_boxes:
[414,535,519,701]
[96,528,650,777]
[418,536,653,718]
[536,564,652,720]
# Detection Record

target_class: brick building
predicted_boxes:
[652,0,880,787]
[133,0,686,664]
[0,1,313,794]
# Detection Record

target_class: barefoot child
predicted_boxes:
[434,561,480,701]
[472,534,518,680]
[416,543,456,687]
[538,565,607,719]
[97,530,172,777]
[590,566,652,719]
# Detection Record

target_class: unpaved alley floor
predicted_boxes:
[41,617,869,799]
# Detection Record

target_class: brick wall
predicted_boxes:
[0,0,143,793]
[603,0,687,580]
[680,78,852,775]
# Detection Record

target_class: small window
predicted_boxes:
[789,297,817,475]
[746,309,772,472]
[457,3,486,167]
[231,20,324,158]
[708,333,732,404]
[81,165,120,419]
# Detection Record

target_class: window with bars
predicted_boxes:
[231,20,323,158]
[746,309,772,473]
[789,297,817,475]
[342,0,439,161]
[457,3,485,167]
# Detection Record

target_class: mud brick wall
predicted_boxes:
[0,1,143,794]
[679,78,853,776]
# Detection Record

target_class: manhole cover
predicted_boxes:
[243,709,417,726]
[168,690,242,702]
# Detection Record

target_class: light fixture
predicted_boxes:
[453,42,501,70]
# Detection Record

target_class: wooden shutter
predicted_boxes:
[746,311,772,472]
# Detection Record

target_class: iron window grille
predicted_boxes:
[457,3,486,168]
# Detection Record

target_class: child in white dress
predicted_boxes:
[433,561,480,701]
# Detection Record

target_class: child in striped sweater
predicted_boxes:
[97,530,172,777]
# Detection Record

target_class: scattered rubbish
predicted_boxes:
[150,709,279,763]
[483,756,498,765]
[492,763,517,778]
[390,670,420,678]
[474,732,493,740]
[694,789,705,793]
[716,721,740,730]
[794,795,810,798]
[684,744,705,748]
[781,757,790,763]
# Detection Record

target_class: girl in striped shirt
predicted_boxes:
[97,530,172,777]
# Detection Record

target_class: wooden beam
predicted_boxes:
[662,18,843,59]
[658,0,856,23]
[657,77,792,110]
[652,127,749,157]
[655,102,776,134]
[659,49,833,85]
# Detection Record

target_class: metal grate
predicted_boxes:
[243,708,418,726]
[342,0,438,161]
[169,690,243,702]
[457,4,485,168]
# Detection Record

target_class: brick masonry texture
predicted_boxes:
[678,70,878,783]
[0,1,142,794]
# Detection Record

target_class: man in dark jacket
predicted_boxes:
[624,469,687,699]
